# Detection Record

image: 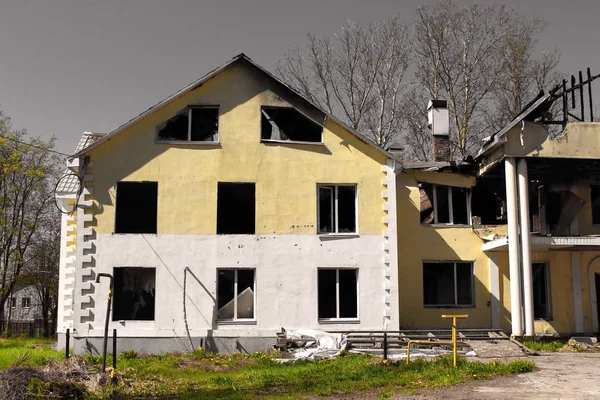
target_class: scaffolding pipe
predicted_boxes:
[505,158,523,336]
[95,273,114,374]
[518,159,535,337]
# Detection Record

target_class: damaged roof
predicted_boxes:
[56,132,105,196]
[476,89,556,160]
[401,160,476,174]
[69,53,396,163]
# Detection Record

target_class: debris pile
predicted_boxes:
[0,355,103,400]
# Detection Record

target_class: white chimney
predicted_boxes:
[427,99,449,136]
[428,99,451,161]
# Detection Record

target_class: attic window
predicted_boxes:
[156,107,219,142]
[261,106,322,143]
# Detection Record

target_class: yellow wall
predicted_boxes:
[85,61,387,235]
[396,170,492,329]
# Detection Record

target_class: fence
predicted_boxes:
[0,319,56,338]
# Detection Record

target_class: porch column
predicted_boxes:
[505,157,523,336]
[518,158,535,337]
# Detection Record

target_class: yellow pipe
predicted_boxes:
[406,314,468,367]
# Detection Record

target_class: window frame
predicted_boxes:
[317,267,360,323]
[317,184,358,235]
[155,105,220,144]
[260,105,324,145]
[10,297,16,309]
[216,268,257,324]
[423,261,475,308]
[420,183,472,226]
[532,262,552,320]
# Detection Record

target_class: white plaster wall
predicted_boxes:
[78,233,387,338]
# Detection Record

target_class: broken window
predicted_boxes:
[423,262,473,307]
[217,269,255,321]
[533,263,551,320]
[317,185,357,234]
[318,269,358,320]
[592,185,600,225]
[261,106,322,143]
[115,182,158,234]
[112,267,156,321]
[217,183,255,234]
[21,297,30,308]
[157,107,218,142]
[419,183,470,225]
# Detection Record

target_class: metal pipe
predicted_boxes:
[95,273,114,374]
[505,158,523,337]
[518,159,534,337]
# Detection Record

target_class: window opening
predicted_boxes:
[592,185,600,225]
[157,107,218,142]
[423,262,473,307]
[115,182,158,234]
[10,297,16,308]
[317,185,357,234]
[318,268,358,320]
[21,297,31,308]
[532,262,551,320]
[261,107,322,143]
[217,183,256,234]
[113,267,156,321]
[217,269,255,321]
[419,183,471,225]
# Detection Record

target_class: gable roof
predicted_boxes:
[70,53,394,162]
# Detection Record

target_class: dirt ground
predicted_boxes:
[402,352,600,400]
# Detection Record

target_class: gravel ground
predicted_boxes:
[401,352,600,400]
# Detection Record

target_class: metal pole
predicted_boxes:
[588,68,594,122]
[65,328,70,360]
[579,71,585,121]
[452,317,457,367]
[95,273,114,374]
[112,329,117,371]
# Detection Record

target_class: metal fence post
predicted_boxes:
[65,328,70,359]
[383,332,388,361]
[112,329,117,371]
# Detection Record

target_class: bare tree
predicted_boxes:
[20,205,61,336]
[0,108,61,330]
[413,0,516,159]
[489,16,562,131]
[277,16,412,147]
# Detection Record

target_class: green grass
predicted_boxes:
[0,337,63,369]
[0,339,535,399]
[521,340,565,352]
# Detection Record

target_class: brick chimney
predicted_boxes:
[428,99,451,161]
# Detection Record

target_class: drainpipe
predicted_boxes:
[505,157,523,336]
[518,158,535,337]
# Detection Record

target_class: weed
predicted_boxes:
[522,339,564,352]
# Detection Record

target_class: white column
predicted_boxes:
[518,158,534,337]
[505,157,523,336]
[571,252,584,333]
[489,253,501,330]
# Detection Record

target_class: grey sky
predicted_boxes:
[0,0,599,154]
